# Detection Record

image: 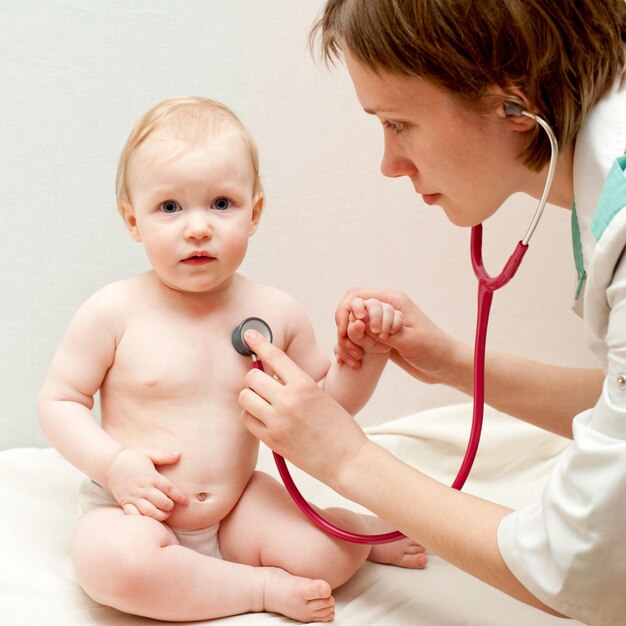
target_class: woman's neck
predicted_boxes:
[527,142,575,210]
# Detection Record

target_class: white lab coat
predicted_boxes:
[498,79,626,626]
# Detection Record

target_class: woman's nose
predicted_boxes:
[380,140,417,179]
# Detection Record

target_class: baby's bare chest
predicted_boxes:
[106,319,252,402]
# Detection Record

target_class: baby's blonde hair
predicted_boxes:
[116,96,263,214]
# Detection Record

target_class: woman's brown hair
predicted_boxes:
[312,0,626,170]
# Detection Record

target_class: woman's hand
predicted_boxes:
[238,330,369,487]
[105,448,189,521]
[336,288,466,386]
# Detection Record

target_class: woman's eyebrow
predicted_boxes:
[363,106,398,115]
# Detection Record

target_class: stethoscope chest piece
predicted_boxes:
[231,317,274,356]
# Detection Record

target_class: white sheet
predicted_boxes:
[0,403,586,625]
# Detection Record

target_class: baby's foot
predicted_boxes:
[364,517,427,569]
[262,567,335,622]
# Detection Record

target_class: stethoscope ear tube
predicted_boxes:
[517,111,559,246]
[470,225,529,290]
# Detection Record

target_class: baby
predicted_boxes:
[38,97,425,623]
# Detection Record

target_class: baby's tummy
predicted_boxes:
[163,480,246,530]
[105,418,259,530]
[159,449,258,530]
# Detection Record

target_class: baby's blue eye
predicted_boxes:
[160,200,181,213]
[212,197,231,211]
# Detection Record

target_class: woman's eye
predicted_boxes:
[160,200,181,213]
[212,197,232,211]
[383,120,405,135]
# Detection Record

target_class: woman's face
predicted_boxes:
[344,51,536,227]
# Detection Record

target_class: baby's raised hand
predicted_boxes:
[105,448,189,521]
[336,297,403,366]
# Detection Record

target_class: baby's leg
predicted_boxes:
[358,514,427,569]
[220,473,426,580]
[220,472,372,589]
[301,506,427,569]
[71,506,333,622]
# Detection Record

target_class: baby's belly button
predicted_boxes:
[195,491,209,503]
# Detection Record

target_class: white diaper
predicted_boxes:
[78,479,222,559]
[169,524,222,558]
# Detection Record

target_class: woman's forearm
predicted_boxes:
[482,353,602,437]
[393,344,603,438]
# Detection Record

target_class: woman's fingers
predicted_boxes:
[239,384,272,427]
[243,330,302,383]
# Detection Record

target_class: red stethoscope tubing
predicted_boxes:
[251,358,405,544]
[255,226,528,544]
[457,225,528,490]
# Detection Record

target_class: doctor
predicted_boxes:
[238,1,626,624]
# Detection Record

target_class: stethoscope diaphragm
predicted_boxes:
[231,317,274,356]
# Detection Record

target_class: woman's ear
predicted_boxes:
[491,86,537,132]
[120,201,142,242]
[249,193,264,236]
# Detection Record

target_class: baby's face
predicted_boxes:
[123,130,261,295]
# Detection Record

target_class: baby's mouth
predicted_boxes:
[182,252,215,265]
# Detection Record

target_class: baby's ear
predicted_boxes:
[120,201,141,242]
[249,193,264,236]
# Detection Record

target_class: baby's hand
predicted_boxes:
[335,297,403,367]
[105,448,189,521]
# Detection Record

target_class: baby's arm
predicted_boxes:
[325,297,402,414]
[38,284,188,520]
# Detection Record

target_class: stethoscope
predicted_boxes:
[232,101,559,544]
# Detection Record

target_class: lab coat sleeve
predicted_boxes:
[497,252,626,626]
[498,252,626,626]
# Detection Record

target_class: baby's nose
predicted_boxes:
[185,212,213,239]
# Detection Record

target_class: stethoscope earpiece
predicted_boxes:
[231,317,273,357]
[503,100,525,117]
